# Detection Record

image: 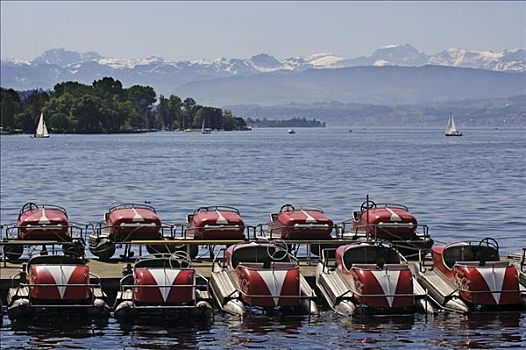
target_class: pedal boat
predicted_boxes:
[186,206,245,240]
[415,238,526,313]
[113,252,213,321]
[316,241,433,316]
[7,254,110,321]
[348,199,433,257]
[88,203,163,260]
[3,203,84,261]
[268,204,335,256]
[184,206,246,258]
[209,242,318,317]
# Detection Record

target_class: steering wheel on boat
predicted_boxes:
[169,251,191,269]
[360,200,377,212]
[479,237,499,252]
[267,240,288,261]
[21,202,38,212]
[280,204,295,212]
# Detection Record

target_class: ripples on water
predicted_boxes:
[1,128,525,348]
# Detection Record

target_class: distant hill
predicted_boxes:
[177,65,525,106]
[227,95,526,128]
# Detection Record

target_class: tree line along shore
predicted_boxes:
[0,77,248,134]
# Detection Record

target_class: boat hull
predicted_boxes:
[18,207,69,241]
[106,207,162,241]
[187,207,245,240]
[351,207,417,240]
[269,206,333,240]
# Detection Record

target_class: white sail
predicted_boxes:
[445,113,462,136]
[201,117,211,134]
[35,113,49,138]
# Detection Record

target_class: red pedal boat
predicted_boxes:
[268,204,334,240]
[415,238,526,312]
[3,203,84,261]
[114,252,213,321]
[186,206,245,240]
[267,204,336,256]
[7,255,110,320]
[209,242,318,317]
[348,198,433,257]
[316,241,433,315]
[183,206,246,259]
[89,203,163,260]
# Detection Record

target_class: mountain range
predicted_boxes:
[1,45,525,123]
[2,44,524,95]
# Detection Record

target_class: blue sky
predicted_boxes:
[1,1,524,60]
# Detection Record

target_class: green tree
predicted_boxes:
[168,95,183,129]
[0,88,21,130]
[71,95,103,133]
[25,89,50,118]
[43,92,76,132]
[127,85,156,128]
[53,81,91,98]
[92,77,124,100]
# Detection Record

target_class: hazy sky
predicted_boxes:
[1,1,525,61]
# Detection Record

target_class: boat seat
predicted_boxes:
[443,246,499,269]
[343,246,400,271]
[231,245,291,268]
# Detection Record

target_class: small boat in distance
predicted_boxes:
[201,118,212,134]
[445,113,462,137]
[33,112,49,138]
[288,129,295,134]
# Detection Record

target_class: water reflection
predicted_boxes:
[338,314,416,333]
[431,312,524,349]
[7,317,108,349]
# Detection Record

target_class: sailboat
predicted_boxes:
[201,117,212,134]
[445,113,462,137]
[33,112,49,138]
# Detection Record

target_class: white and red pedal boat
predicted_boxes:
[347,198,433,258]
[184,206,246,258]
[113,252,213,320]
[268,204,334,240]
[209,241,318,317]
[2,203,85,261]
[89,203,164,260]
[6,254,109,320]
[415,238,526,313]
[186,206,245,240]
[316,241,434,316]
[267,204,336,256]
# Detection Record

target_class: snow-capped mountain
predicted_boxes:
[1,45,524,94]
[429,48,526,72]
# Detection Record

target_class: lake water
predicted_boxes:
[1,128,525,349]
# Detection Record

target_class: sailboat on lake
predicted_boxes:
[33,112,49,138]
[445,113,462,137]
[201,117,212,134]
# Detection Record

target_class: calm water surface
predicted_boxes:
[1,128,525,349]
